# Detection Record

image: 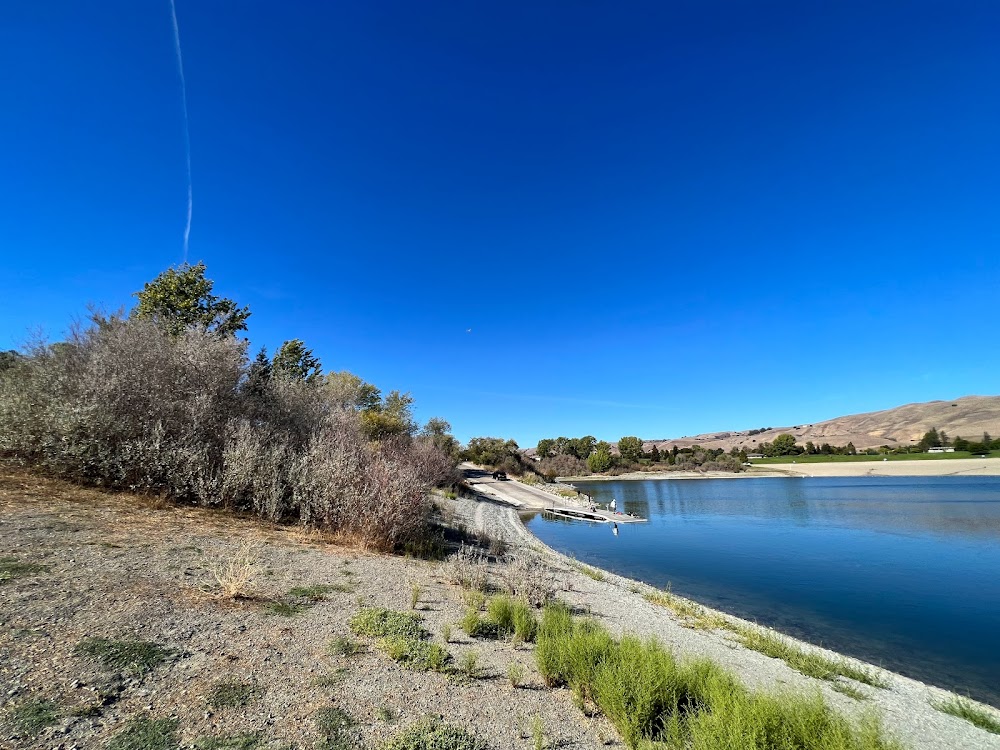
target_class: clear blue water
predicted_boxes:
[523,476,1000,706]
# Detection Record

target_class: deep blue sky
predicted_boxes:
[2,1,998,446]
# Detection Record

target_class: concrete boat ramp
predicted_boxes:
[542,507,647,523]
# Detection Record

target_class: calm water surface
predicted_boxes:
[523,476,1000,706]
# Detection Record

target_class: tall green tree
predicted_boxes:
[617,436,644,463]
[770,434,798,456]
[587,447,614,473]
[132,262,250,337]
[536,438,555,459]
[272,339,322,382]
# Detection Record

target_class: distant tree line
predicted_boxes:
[0,262,459,551]
[746,427,999,458]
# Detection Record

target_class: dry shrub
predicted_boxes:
[539,454,588,478]
[498,553,556,607]
[0,316,449,550]
[445,545,490,591]
[210,538,265,599]
[0,318,242,499]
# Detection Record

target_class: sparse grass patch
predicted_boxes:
[531,714,546,750]
[206,679,261,709]
[458,650,480,679]
[932,696,1000,734]
[265,601,307,617]
[311,669,348,687]
[384,716,489,750]
[461,589,486,611]
[442,623,453,643]
[106,715,180,750]
[8,698,60,734]
[507,662,525,687]
[574,563,604,581]
[289,583,350,600]
[643,588,731,631]
[832,682,868,700]
[315,706,356,750]
[328,636,361,657]
[194,734,262,750]
[75,637,176,676]
[349,608,450,672]
[0,556,49,583]
[377,706,397,723]
[736,626,889,688]
[379,636,450,672]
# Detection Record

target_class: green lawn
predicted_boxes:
[749,451,1000,465]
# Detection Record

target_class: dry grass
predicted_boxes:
[209,539,265,600]
[643,588,732,631]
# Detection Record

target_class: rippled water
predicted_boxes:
[523,476,1000,706]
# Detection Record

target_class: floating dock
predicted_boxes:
[542,507,647,523]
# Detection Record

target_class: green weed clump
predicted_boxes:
[534,602,903,750]
[350,608,425,640]
[643,589,730,630]
[75,637,176,676]
[8,698,60,734]
[0,557,48,583]
[106,715,180,750]
[265,601,308,617]
[349,608,450,672]
[328,636,361,657]
[461,595,539,643]
[932,696,1000,734]
[206,679,261,709]
[289,583,350,600]
[315,706,356,750]
[736,627,889,688]
[384,716,489,750]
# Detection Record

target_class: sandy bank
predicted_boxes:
[751,457,1000,477]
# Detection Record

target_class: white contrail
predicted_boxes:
[169,0,192,262]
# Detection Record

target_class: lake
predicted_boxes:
[522,476,1000,707]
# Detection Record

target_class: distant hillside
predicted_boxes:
[643,395,1000,453]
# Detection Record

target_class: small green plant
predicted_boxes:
[380,636,451,672]
[574,563,604,582]
[289,584,349,600]
[75,637,176,676]
[328,637,361,657]
[349,608,425,640]
[507,662,525,687]
[0,557,48,583]
[71,703,103,718]
[311,669,348,687]
[377,706,397,723]
[459,607,491,638]
[458,650,480,679]
[932,696,1000,734]
[206,679,261,709]
[106,715,180,750]
[530,714,546,750]
[265,601,307,617]
[383,716,489,750]
[831,682,868,700]
[194,734,262,750]
[8,698,60,734]
[442,623,453,643]
[461,589,486,611]
[410,583,422,610]
[315,706,355,750]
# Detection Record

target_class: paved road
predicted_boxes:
[460,463,564,509]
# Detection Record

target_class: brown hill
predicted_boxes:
[644,395,1000,454]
